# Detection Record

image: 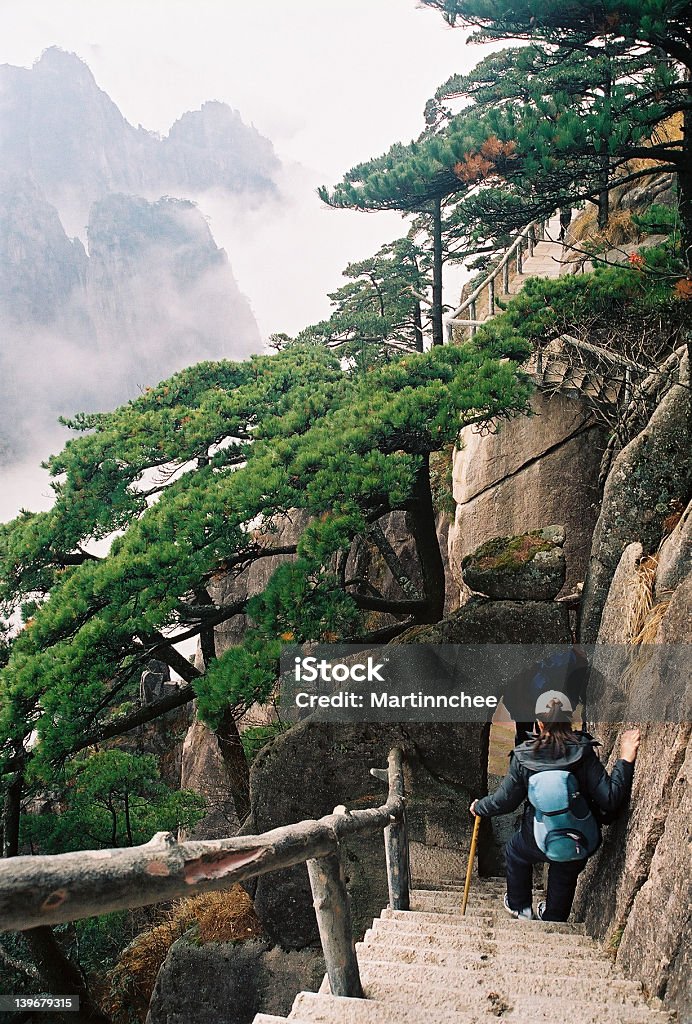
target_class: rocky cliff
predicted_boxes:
[0,186,260,459]
[0,47,275,468]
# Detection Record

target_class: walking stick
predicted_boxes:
[461,814,481,915]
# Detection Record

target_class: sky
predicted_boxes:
[0,0,493,519]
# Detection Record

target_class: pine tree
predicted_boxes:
[0,342,531,817]
[294,237,430,359]
[420,0,692,261]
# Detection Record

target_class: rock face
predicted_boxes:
[655,500,691,601]
[249,720,490,949]
[449,392,605,595]
[0,189,260,460]
[179,716,241,840]
[461,526,566,601]
[580,352,692,641]
[594,541,644,645]
[146,935,324,1024]
[573,541,692,1018]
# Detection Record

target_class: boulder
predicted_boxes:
[398,597,571,645]
[655,499,691,601]
[596,542,643,644]
[580,352,692,641]
[449,392,605,593]
[146,935,324,1024]
[461,527,566,601]
[180,715,240,840]
[250,719,490,949]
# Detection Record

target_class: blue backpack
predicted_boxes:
[528,770,600,862]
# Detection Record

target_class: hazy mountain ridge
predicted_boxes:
[0,47,275,476]
[0,47,280,214]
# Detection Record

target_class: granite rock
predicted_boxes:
[461,527,566,601]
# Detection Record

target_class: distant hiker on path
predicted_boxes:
[470,692,639,922]
[559,207,573,242]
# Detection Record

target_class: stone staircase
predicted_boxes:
[251,878,674,1024]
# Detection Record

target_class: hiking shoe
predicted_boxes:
[503,893,534,920]
[536,900,546,920]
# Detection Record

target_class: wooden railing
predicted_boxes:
[0,747,410,1000]
[444,217,549,342]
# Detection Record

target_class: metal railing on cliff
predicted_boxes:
[0,747,410,1001]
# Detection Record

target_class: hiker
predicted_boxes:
[559,207,573,241]
[502,646,591,747]
[469,692,639,922]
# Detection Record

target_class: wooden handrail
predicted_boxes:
[444,217,550,342]
[0,747,410,1000]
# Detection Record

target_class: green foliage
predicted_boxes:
[0,340,532,778]
[292,237,430,359]
[21,751,204,852]
[472,244,687,358]
[325,1,689,268]
[241,723,288,764]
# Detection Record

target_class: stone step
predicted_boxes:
[438,877,506,890]
[369,920,596,952]
[361,928,603,958]
[253,1017,292,1024]
[380,908,586,935]
[288,991,670,1024]
[355,941,615,976]
[409,901,495,920]
[350,961,643,1002]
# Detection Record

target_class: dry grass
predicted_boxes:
[623,555,659,643]
[630,600,671,646]
[567,207,641,251]
[103,886,263,1023]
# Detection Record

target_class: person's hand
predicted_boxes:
[620,728,640,762]
[469,799,479,815]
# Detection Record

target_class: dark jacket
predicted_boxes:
[475,733,634,837]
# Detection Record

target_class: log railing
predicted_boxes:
[0,747,410,1000]
[444,217,549,342]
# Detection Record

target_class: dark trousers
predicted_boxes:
[505,829,587,921]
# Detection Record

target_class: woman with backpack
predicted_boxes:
[469,691,640,922]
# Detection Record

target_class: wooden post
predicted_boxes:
[528,227,535,258]
[384,749,410,911]
[469,300,477,336]
[516,243,523,276]
[488,276,495,317]
[307,852,364,999]
[502,260,510,295]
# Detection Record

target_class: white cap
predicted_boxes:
[535,690,573,719]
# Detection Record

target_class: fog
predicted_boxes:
[0,1,485,522]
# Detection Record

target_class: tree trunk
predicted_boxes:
[597,177,610,231]
[597,57,612,231]
[23,927,110,1024]
[2,772,22,858]
[413,299,424,352]
[431,198,444,346]
[215,708,251,823]
[407,455,445,623]
[680,101,692,270]
[3,772,110,1024]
